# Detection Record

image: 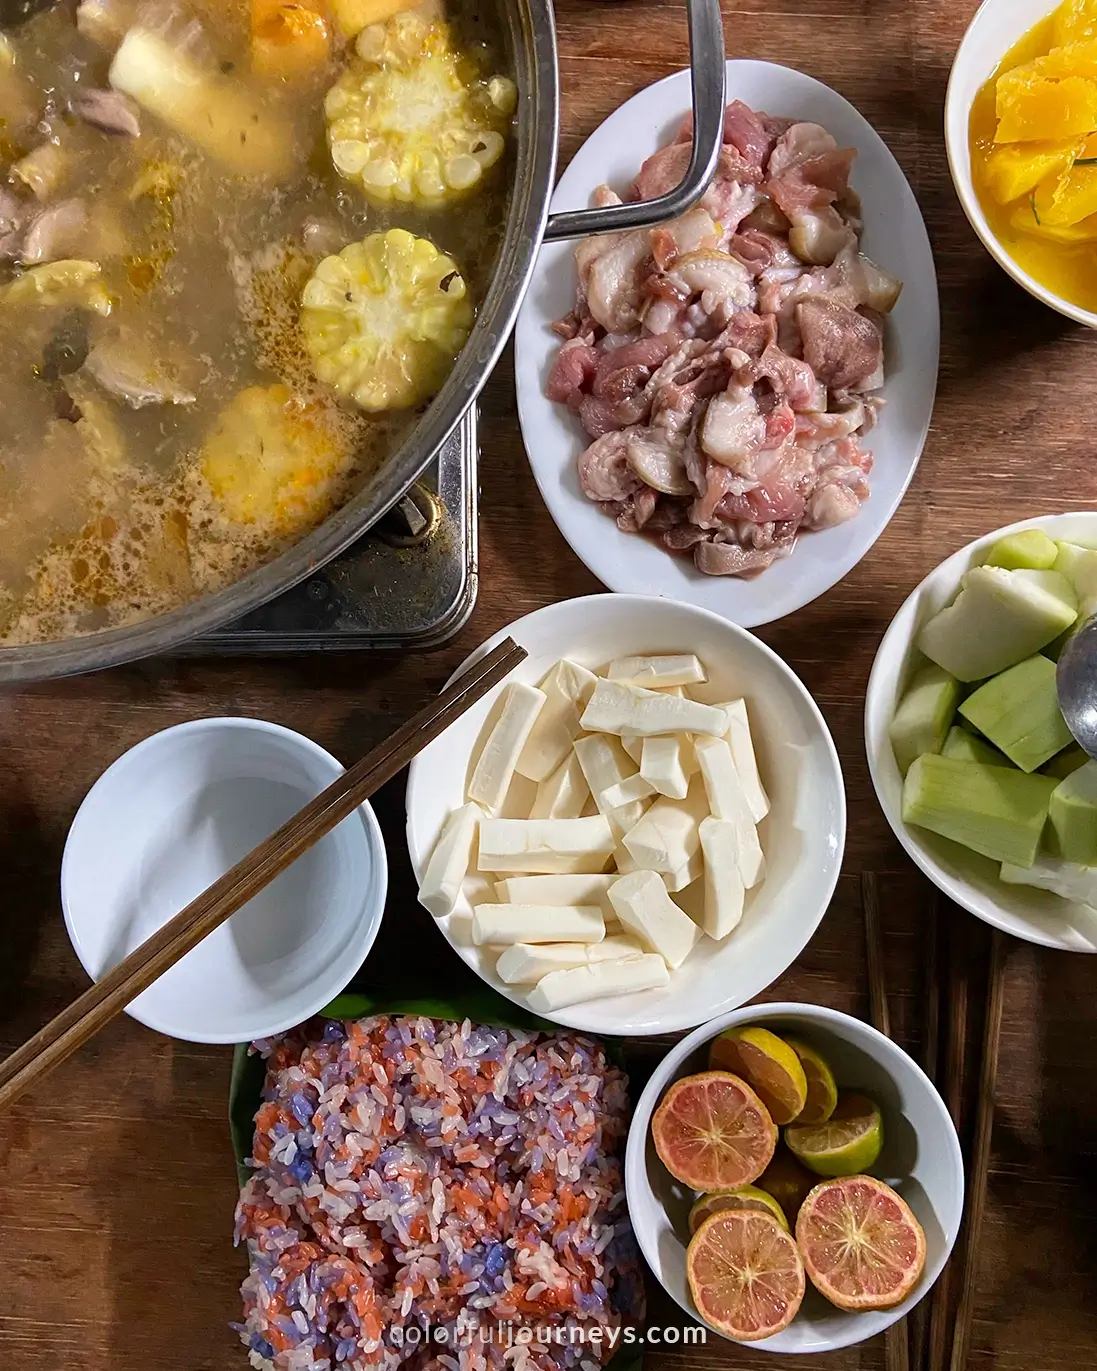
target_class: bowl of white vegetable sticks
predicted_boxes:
[406,594,846,1034]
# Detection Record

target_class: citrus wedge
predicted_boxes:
[784,1038,838,1124]
[796,1175,927,1311]
[652,1070,777,1191]
[687,1210,805,1341]
[756,1145,819,1225]
[689,1185,789,1234]
[708,1026,808,1125]
[785,1093,883,1176]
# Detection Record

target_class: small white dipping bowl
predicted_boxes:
[624,1003,964,1355]
[62,718,388,1043]
[946,0,1097,328]
[405,594,845,1035]
[866,512,1097,953]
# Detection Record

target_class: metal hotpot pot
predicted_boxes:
[0,0,725,682]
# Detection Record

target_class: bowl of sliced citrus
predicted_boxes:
[623,1003,964,1352]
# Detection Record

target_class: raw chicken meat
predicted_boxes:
[547,99,902,578]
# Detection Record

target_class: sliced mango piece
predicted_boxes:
[1009,198,1097,240]
[1034,161,1097,224]
[984,140,1079,203]
[996,75,1097,142]
[1054,0,1097,47]
[1000,38,1097,90]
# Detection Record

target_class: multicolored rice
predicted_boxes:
[234,1016,643,1371]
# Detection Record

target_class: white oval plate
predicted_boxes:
[514,59,940,628]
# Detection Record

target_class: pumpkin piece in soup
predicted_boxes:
[996,74,1097,141]
[983,139,1080,203]
[250,0,332,81]
[199,384,358,536]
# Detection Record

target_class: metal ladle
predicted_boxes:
[1057,618,1097,758]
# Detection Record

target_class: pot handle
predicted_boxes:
[542,0,726,243]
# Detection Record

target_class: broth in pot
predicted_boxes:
[0,0,513,643]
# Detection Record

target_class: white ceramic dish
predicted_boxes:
[514,58,940,628]
[624,1002,964,1354]
[62,718,388,1043]
[866,512,1097,953]
[945,0,1097,328]
[404,594,845,1034]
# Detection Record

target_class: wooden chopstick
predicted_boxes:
[862,870,892,1039]
[0,636,527,1111]
[927,910,974,1371]
[948,928,1006,1371]
[860,873,911,1371]
[910,890,942,1371]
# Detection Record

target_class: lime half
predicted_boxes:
[689,1184,789,1234]
[784,1037,838,1125]
[784,1094,883,1176]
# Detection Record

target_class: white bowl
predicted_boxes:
[624,1002,964,1354]
[945,0,1097,328]
[404,594,845,1034]
[514,58,939,628]
[866,512,1097,953]
[62,718,388,1043]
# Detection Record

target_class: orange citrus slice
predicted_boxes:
[796,1175,927,1312]
[708,1026,808,1125]
[687,1210,805,1341]
[651,1070,777,1191]
[689,1184,789,1234]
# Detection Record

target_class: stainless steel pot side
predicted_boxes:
[0,0,725,682]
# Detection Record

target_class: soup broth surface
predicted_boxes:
[0,0,509,644]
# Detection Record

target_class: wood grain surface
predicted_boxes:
[3,2,1097,1368]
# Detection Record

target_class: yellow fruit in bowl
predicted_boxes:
[1033,160,1097,224]
[1054,0,1097,47]
[983,140,1079,203]
[1010,200,1097,240]
[996,74,1097,142]
[999,36,1097,87]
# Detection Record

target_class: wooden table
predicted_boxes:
[3,1,1097,1367]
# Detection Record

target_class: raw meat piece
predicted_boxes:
[544,98,900,577]
[797,297,883,390]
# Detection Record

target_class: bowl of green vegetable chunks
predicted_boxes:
[866,513,1097,952]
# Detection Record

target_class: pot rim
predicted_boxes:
[0,0,559,683]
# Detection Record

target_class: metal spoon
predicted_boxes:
[1057,617,1097,758]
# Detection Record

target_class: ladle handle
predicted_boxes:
[543,0,726,243]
